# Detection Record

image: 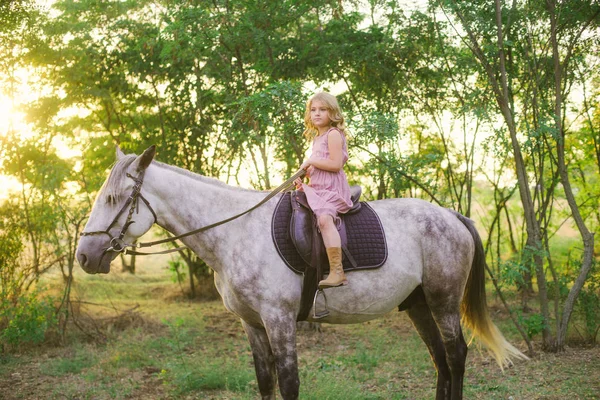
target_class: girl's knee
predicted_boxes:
[317,214,334,231]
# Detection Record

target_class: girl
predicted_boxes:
[295,92,353,288]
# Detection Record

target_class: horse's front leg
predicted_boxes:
[263,314,300,400]
[242,321,277,400]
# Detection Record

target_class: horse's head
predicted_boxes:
[76,145,157,274]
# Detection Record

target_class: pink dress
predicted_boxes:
[302,128,353,222]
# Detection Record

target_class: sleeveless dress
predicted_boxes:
[301,128,353,223]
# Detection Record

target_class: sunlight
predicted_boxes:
[0,175,20,202]
[52,134,81,160]
[0,94,19,137]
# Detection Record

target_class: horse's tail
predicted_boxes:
[454,212,528,369]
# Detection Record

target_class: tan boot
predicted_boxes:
[319,247,348,288]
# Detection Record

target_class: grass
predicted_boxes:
[1,265,598,399]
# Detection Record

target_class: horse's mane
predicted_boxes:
[152,161,258,193]
[99,155,136,204]
[101,155,257,204]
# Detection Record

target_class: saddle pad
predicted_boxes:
[271,192,388,274]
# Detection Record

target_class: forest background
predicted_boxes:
[0,0,599,398]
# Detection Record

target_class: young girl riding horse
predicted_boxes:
[294,92,353,288]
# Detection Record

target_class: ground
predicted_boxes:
[0,264,598,399]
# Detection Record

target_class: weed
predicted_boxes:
[160,357,255,395]
[40,346,97,376]
[350,341,379,373]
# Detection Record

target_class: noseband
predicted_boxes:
[81,172,157,254]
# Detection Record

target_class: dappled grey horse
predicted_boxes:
[76,146,526,400]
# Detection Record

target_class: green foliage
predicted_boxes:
[576,284,600,343]
[0,289,58,348]
[353,110,399,146]
[498,259,529,289]
[229,81,307,183]
[572,262,600,344]
[0,212,24,277]
[546,274,571,300]
[157,317,255,395]
[0,206,60,350]
[349,341,379,373]
[160,358,255,395]
[40,346,97,376]
[515,310,547,339]
[498,245,549,289]
[167,260,186,285]
[162,317,194,354]
[0,0,34,33]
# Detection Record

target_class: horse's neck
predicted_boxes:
[144,163,264,268]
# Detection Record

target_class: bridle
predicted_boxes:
[81,171,158,254]
[81,168,306,256]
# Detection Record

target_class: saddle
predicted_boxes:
[290,187,362,269]
[271,187,387,321]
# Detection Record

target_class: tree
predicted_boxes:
[441,0,600,350]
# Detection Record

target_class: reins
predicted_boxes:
[83,168,306,257]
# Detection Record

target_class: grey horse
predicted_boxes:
[76,146,526,400]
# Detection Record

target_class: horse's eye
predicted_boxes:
[106,195,114,204]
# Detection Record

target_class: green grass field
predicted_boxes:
[0,261,598,399]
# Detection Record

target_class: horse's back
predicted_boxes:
[369,197,475,296]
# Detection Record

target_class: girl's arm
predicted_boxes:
[302,130,344,172]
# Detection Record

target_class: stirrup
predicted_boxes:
[312,289,330,319]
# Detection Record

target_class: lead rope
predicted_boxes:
[124,169,307,256]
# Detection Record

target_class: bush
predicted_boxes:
[0,222,58,350]
[574,263,600,344]
[0,289,58,349]
[516,310,546,339]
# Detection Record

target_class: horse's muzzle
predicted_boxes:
[76,243,113,274]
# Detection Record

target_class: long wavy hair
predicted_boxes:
[302,92,348,141]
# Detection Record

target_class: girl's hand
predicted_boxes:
[294,177,304,190]
[305,165,314,178]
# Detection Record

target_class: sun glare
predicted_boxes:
[0,175,21,202]
[0,89,37,200]
[0,94,19,137]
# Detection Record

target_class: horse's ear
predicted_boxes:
[131,145,156,172]
[116,146,126,160]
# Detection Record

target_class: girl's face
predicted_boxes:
[310,100,331,130]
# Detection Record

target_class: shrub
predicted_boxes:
[0,289,58,349]
[574,263,600,344]
[516,311,546,339]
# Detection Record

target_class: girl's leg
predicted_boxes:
[318,214,341,248]
[317,214,348,288]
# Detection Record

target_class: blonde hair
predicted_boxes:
[303,92,348,140]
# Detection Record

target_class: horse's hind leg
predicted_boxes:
[404,286,452,400]
[242,321,277,400]
[426,290,468,400]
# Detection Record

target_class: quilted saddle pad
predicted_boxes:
[271,192,388,274]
